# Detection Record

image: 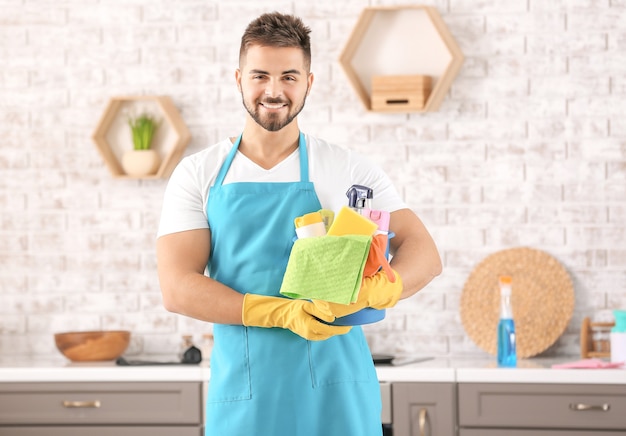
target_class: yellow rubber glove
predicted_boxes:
[317,269,404,318]
[242,294,352,341]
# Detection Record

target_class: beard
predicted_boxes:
[241,89,308,132]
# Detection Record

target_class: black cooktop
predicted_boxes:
[371,354,394,365]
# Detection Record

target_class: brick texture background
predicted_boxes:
[1,0,625,361]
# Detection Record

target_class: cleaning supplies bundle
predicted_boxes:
[280,207,378,304]
[278,185,395,325]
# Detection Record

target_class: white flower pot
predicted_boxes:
[121,149,160,177]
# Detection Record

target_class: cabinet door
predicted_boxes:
[0,427,202,436]
[458,383,626,431]
[392,382,456,436]
[460,430,626,436]
[0,382,202,425]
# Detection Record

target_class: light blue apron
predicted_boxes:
[205,133,382,436]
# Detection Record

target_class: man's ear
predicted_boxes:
[306,72,314,96]
[235,69,242,92]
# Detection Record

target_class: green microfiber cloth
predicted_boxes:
[279,235,372,304]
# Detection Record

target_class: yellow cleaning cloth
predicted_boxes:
[279,235,372,304]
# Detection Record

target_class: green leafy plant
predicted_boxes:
[128,114,159,150]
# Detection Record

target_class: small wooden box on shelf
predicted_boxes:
[338,5,464,113]
[371,75,431,112]
[580,316,614,358]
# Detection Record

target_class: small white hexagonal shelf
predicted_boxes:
[339,5,464,113]
[92,95,191,179]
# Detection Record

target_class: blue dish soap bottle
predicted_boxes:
[497,275,517,367]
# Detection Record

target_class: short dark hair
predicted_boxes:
[239,12,312,71]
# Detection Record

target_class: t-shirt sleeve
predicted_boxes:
[349,151,407,213]
[157,157,209,238]
[308,136,407,214]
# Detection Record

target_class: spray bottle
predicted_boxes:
[497,275,517,367]
[346,185,373,214]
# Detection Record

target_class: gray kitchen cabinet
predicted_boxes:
[392,382,456,436]
[0,382,203,436]
[458,383,626,434]
[0,428,200,436]
[460,430,626,436]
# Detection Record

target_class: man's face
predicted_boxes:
[236,45,313,132]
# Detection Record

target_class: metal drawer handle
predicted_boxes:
[62,400,101,408]
[569,403,610,412]
[419,408,428,436]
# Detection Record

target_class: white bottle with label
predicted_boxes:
[201,333,214,365]
[294,211,327,239]
[610,310,626,363]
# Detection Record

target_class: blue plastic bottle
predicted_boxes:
[497,275,517,367]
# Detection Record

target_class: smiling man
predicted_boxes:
[238,48,311,133]
[156,12,441,436]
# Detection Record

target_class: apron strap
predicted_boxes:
[214,132,309,187]
[297,132,309,183]
[214,134,242,187]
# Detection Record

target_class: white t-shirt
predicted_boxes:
[157,134,406,237]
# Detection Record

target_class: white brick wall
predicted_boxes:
[1,0,625,361]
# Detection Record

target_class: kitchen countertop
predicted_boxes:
[1,355,625,384]
[0,356,207,382]
[376,356,626,384]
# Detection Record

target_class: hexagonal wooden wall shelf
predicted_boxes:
[92,95,191,179]
[339,5,464,113]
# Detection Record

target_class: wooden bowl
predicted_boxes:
[54,330,131,362]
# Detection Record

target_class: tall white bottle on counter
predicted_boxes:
[610,310,626,363]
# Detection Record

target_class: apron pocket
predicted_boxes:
[308,328,375,387]
[207,325,252,403]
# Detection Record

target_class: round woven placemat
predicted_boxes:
[460,247,575,358]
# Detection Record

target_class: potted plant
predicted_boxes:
[121,113,161,176]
